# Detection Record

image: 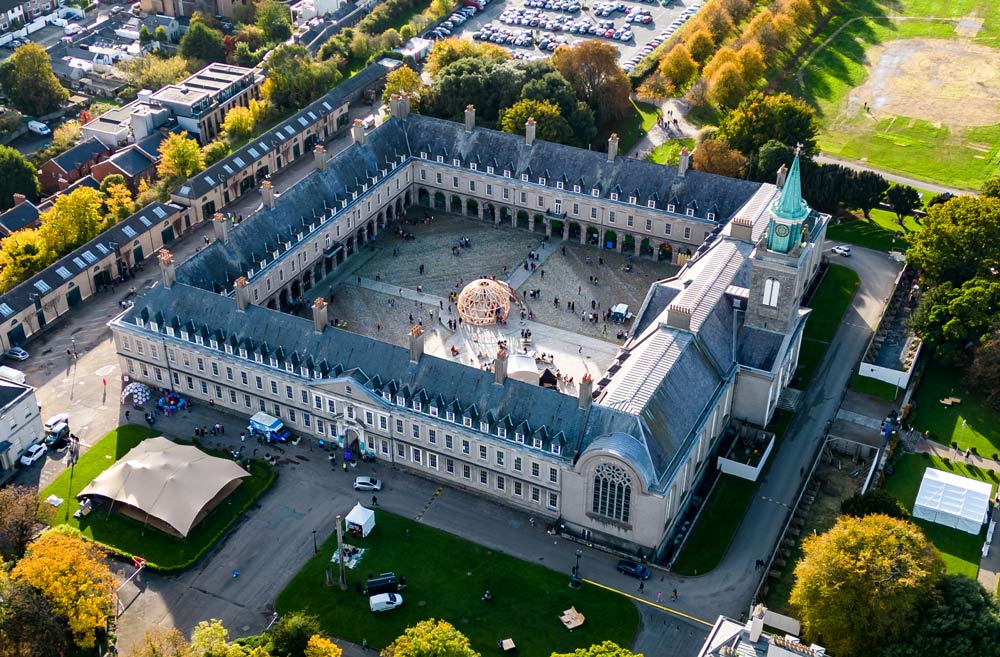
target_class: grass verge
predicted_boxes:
[646,138,695,165]
[849,373,899,401]
[276,511,639,654]
[882,453,996,578]
[39,425,275,571]
[912,358,1000,457]
[794,264,861,386]
[615,98,660,154]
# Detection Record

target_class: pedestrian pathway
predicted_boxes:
[506,241,557,289]
[626,96,699,160]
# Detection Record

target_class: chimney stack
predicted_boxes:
[748,604,766,642]
[314,144,328,171]
[408,325,424,363]
[312,297,328,333]
[261,180,275,209]
[12,193,26,206]
[234,277,249,312]
[678,147,691,178]
[666,303,692,330]
[607,133,619,162]
[578,372,593,410]
[352,118,366,145]
[158,249,176,288]
[776,163,788,189]
[494,348,508,385]
[525,117,536,147]
[213,211,230,243]
[389,93,401,119]
[464,104,476,132]
[399,93,411,118]
[730,217,754,242]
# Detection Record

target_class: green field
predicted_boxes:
[616,99,660,154]
[646,138,695,166]
[795,264,861,386]
[826,207,922,252]
[883,453,996,577]
[785,0,1000,189]
[276,512,639,654]
[39,425,275,571]
[912,359,1000,456]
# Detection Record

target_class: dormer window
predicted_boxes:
[225,344,233,354]
[610,193,618,201]
[533,438,542,449]
[648,200,656,208]
[446,410,455,421]
[480,421,489,432]
[420,151,427,159]
[629,196,637,204]
[430,406,439,417]
[345,385,352,394]
[707,212,716,221]
[434,155,442,163]
[414,401,422,412]
[136,318,145,328]
[195,336,204,345]
[285,362,294,372]
[573,184,580,193]
[498,427,507,438]
[556,181,563,189]
[300,366,309,377]
[487,166,494,174]
[180,330,189,340]
[270,358,278,367]
[521,174,528,182]
[591,188,599,197]
[210,339,218,349]
[254,353,263,363]
[239,348,247,358]
[503,170,511,178]
[551,444,561,455]
[686,208,695,217]
[538,177,546,186]
[470,163,477,171]
[396,395,405,405]
[452,158,460,166]
[382,391,391,401]
[166,327,175,337]
[463,416,472,427]
[515,432,525,443]
[667,203,676,212]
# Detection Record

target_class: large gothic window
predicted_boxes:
[592,463,632,523]
[763,278,780,308]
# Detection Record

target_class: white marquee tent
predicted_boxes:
[345,503,375,537]
[913,467,992,535]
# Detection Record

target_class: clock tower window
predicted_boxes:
[763,278,780,307]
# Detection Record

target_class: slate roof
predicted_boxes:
[104,146,157,177]
[737,327,786,371]
[0,201,39,235]
[49,138,109,174]
[121,282,587,456]
[135,130,169,158]
[0,379,29,411]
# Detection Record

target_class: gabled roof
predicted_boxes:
[103,146,157,177]
[49,138,110,174]
[0,201,39,235]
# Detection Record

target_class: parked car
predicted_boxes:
[616,559,651,580]
[44,422,70,449]
[353,476,382,491]
[4,346,28,360]
[44,413,69,432]
[832,245,852,257]
[19,443,46,467]
[369,592,403,612]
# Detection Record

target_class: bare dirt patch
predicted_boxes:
[848,38,1000,127]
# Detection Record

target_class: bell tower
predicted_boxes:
[746,148,813,333]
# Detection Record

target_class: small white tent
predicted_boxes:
[913,467,992,535]
[345,503,375,537]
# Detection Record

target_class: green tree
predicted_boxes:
[552,642,642,657]
[846,169,889,219]
[222,105,257,143]
[909,277,1000,357]
[881,575,1000,657]
[118,54,190,91]
[382,65,424,111]
[0,485,54,560]
[180,17,227,63]
[157,132,205,185]
[0,229,50,292]
[99,173,128,196]
[37,186,105,254]
[840,489,909,520]
[0,572,71,657]
[908,195,1000,285]
[520,67,596,147]
[383,619,479,657]
[262,45,342,113]
[980,175,1000,199]
[422,57,523,122]
[0,43,68,116]
[268,611,322,657]
[139,24,153,43]
[966,329,1000,409]
[11,530,116,649]
[754,139,794,183]
[236,24,267,50]
[717,91,818,158]
[0,145,39,210]
[155,26,168,42]
[256,0,292,43]
[790,515,944,656]
[500,99,573,144]
[425,37,510,76]
[885,184,921,223]
[551,40,631,125]
[658,43,697,87]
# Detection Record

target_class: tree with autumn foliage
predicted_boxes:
[0,485,53,560]
[692,139,747,178]
[304,635,343,657]
[790,514,943,656]
[658,44,698,88]
[11,530,115,649]
[424,37,510,77]
[552,642,642,657]
[158,132,206,186]
[551,41,631,125]
[382,65,424,111]
[500,99,573,144]
[0,567,71,657]
[383,619,479,657]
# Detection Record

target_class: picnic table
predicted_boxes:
[939,397,962,406]
[560,606,585,630]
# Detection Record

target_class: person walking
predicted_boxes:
[671,588,678,601]
[656,591,663,603]
[639,581,644,593]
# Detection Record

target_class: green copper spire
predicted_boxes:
[771,147,809,222]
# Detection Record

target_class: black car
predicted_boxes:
[616,559,651,580]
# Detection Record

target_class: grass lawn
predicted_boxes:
[615,99,660,154]
[646,138,695,166]
[784,0,1000,189]
[671,412,794,575]
[850,373,900,401]
[882,453,997,578]
[912,358,1000,456]
[40,425,276,571]
[275,512,639,654]
[794,265,861,386]
[826,207,922,253]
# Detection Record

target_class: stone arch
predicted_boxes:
[278,288,289,310]
[568,222,582,241]
[433,191,446,209]
[622,234,635,253]
[604,230,618,250]
[450,194,463,214]
[267,298,277,310]
[417,188,431,206]
[516,210,530,230]
[586,226,600,245]
[401,193,409,209]
[291,279,302,300]
[465,197,478,217]
[302,270,313,292]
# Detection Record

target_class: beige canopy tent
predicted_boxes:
[78,436,250,537]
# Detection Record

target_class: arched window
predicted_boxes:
[763,278,780,308]
[592,463,632,523]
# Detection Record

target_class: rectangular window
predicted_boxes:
[609,211,615,223]
[379,416,387,430]
[514,456,522,472]
[186,376,194,390]
[496,450,504,466]
[549,468,558,484]
[428,429,437,444]
[397,443,405,457]
[531,462,540,478]
[514,481,523,496]
[303,413,311,428]
[548,492,558,508]
[462,439,470,454]
[200,381,208,394]
[627,215,634,227]
[531,487,540,502]
[244,394,252,408]
[502,188,510,200]
[226,367,233,381]
[136,342,144,355]
[381,439,390,455]
[480,470,488,485]
[211,362,219,377]
[684,226,691,240]
[479,445,487,460]
[328,399,336,413]
[428,453,438,469]
[646,219,652,231]
[315,394,322,409]
[445,434,453,449]
[497,475,506,491]
[591,207,597,219]
[365,411,373,425]
[412,424,420,439]
[412,447,422,464]
[288,409,296,423]
[230,390,237,403]
[301,390,309,404]
[664,223,672,235]
[396,419,404,433]
[463,464,471,479]
[447,458,455,474]
[240,372,248,385]
[255,376,263,389]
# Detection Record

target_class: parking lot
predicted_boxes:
[443,0,703,69]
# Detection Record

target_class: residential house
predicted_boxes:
[37,138,112,196]
[0,379,43,477]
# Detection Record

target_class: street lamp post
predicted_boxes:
[570,548,582,588]
[312,529,318,554]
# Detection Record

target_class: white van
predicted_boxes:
[64,23,82,35]
[27,120,51,136]
[369,593,403,612]
[0,365,26,384]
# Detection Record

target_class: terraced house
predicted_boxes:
[109,94,828,558]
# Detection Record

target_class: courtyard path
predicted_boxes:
[625,97,699,160]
